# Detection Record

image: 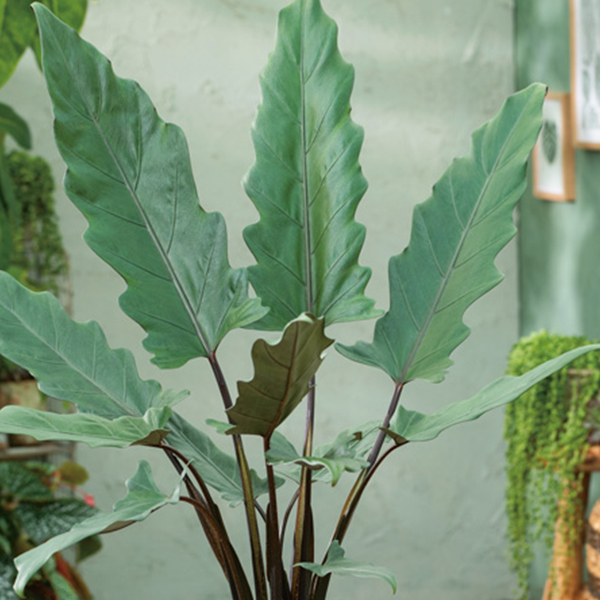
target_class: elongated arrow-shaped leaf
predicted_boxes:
[297,541,397,594]
[13,461,180,597]
[386,344,600,443]
[0,272,185,418]
[167,412,279,505]
[34,5,267,368]
[0,103,31,148]
[338,84,546,384]
[243,0,379,330]
[0,0,37,88]
[227,315,333,437]
[0,405,171,448]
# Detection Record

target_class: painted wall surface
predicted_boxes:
[2,1,519,598]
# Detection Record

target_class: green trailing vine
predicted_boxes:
[505,331,600,599]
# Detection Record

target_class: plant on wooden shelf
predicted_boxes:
[505,331,600,600]
[1,2,600,599]
[0,460,99,600]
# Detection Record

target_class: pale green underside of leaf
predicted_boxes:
[166,412,281,505]
[297,541,397,594]
[243,0,379,330]
[228,314,333,437]
[388,344,600,443]
[0,272,184,418]
[337,83,546,384]
[14,461,180,597]
[0,102,31,148]
[34,5,266,368]
[0,0,37,88]
[0,405,172,448]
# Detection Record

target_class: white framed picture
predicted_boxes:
[571,0,600,148]
[533,93,576,202]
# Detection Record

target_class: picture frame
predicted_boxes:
[570,0,600,148]
[532,92,576,202]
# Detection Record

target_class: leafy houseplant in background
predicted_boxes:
[0,2,599,599]
[0,460,98,600]
[505,331,600,600]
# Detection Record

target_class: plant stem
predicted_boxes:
[209,352,268,600]
[291,382,316,600]
[366,383,404,468]
[281,489,300,547]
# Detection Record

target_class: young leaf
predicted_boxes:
[0,103,31,149]
[387,344,600,443]
[0,272,183,418]
[297,541,397,594]
[33,5,267,369]
[13,461,180,597]
[337,84,547,384]
[0,0,37,88]
[167,412,281,505]
[227,315,333,437]
[243,0,379,330]
[0,406,172,448]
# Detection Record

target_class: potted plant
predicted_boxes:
[505,331,600,600]
[0,2,599,599]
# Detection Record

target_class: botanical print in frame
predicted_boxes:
[571,0,600,148]
[533,93,576,202]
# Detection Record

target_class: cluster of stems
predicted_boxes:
[157,351,405,600]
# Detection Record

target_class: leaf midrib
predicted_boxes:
[51,29,213,356]
[395,101,528,384]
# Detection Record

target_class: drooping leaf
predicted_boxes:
[167,412,282,505]
[0,103,31,149]
[387,344,600,443]
[30,0,88,67]
[337,84,547,384]
[228,315,333,437]
[0,462,53,502]
[0,272,185,418]
[297,541,397,593]
[34,5,267,369]
[16,499,97,544]
[13,461,180,596]
[243,0,379,330]
[0,0,37,89]
[0,405,172,448]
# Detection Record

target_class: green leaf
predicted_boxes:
[16,499,97,544]
[297,541,397,594]
[337,84,547,384]
[227,314,333,437]
[29,0,88,67]
[34,4,267,369]
[0,462,53,502]
[0,0,37,89]
[243,0,379,330]
[167,412,281,505]
[387,344,600,443]
[0,272,185,418]
[13,461,180,596]
[0,405,172,448]
[44,558,80,600]
[0,103,31,149]
[0,556,17,600]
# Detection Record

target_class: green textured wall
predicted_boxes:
[517,0,600,338]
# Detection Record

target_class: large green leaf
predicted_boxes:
[0,272,185,418]
[167,412,280,505]
[17,499,97,544]
[13,461,180,596]
[297,541,397,594]
[228,315,333,437]
[0,0,37,89]
[243,0,379,330]
[0,405,172,447]
[386,344,600,443]
[338,84,546,384]
[0,103,31,149]
[34,5,267,369]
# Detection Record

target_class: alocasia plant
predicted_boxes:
[0,2,597,599]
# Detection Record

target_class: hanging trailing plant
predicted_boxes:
[505,331,600,600]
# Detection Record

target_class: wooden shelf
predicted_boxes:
[0,442,72,462]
